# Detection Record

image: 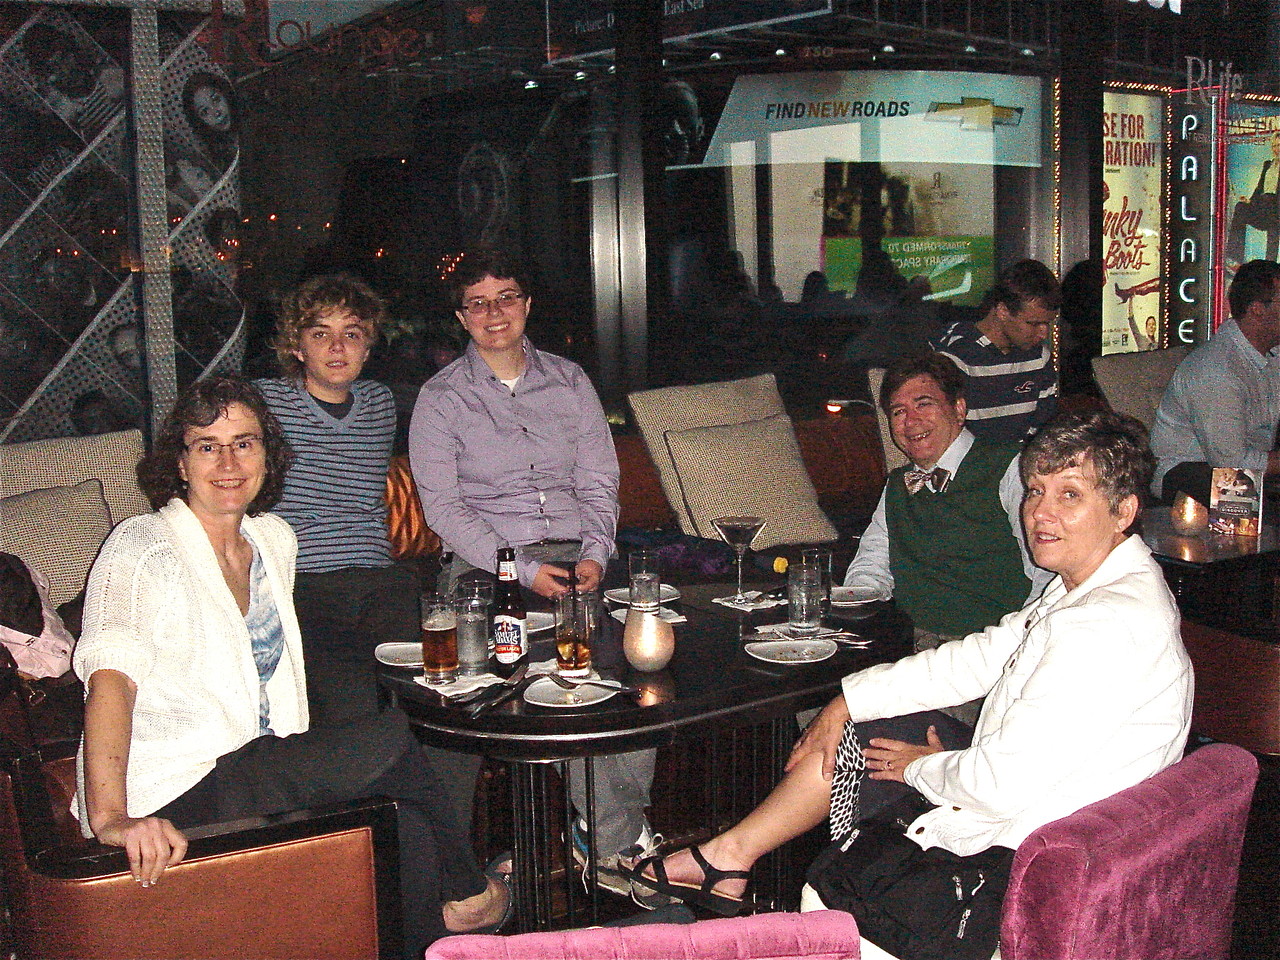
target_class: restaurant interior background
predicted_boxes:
[0,0,1274,447]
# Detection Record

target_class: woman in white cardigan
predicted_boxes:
[73,377,510,957]
[627,411,1192,960]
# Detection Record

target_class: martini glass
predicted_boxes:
[712,515,767,603]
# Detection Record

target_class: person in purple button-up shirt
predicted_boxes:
[408,248,664,903]
[409,251,619,597]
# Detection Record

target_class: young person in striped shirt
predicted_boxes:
[256,274,415,728]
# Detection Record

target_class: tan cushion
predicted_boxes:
[0,480,112,606]
[662,414,838,548]
[0,429,149,525]
[1091,346,1191,431]
[629,375,786,528]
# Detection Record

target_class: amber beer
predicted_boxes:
[493,547,528,664]
[421,594,458,685]
[555,586,593,678]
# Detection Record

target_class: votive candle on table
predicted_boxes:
[623,608,675,672]
[1170,491,1209,535]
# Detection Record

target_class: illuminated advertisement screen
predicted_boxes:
[1224,104,1280,272]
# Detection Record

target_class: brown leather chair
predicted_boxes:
[0,655,403,960]
[1180,619,1280,755]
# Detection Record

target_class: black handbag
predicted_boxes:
[807,796,1013,960]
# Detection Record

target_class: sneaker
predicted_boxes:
[570,818,674,908]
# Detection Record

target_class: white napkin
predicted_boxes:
[712,591,786,612]
[610,606,687,624]
[413,672,503,696]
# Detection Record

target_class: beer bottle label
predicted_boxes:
[493,614,527,663]
[498,558,518,581]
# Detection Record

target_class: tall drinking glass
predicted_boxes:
[421,593,458,685]
[555,587,596,678]
[787,562,824,636]
[453,594,490,677]
[711,515,766,603]
[629,548,662,611]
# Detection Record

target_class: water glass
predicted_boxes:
[457,578,496,654]
[629,548,662,611]
[787,563,824,636]
[453,594,490,677]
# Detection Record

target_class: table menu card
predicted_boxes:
[1209,468,1263,536]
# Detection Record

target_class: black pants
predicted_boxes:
[155,709,487,958]
[294,564,485,827]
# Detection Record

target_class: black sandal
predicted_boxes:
[472,852,515,934]
[625,846,751,917]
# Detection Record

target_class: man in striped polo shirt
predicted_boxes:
[257,274,414,727]
[931,259,1060,445]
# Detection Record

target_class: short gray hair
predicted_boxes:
[1020,411,1154,512]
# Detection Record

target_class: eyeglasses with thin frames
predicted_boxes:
[184,436,264,461]
[460,291,526,317]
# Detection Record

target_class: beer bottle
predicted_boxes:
[493,546,527,663]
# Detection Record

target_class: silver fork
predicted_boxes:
[543,673,639,695]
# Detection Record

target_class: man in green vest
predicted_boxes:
[845,353,1051,723]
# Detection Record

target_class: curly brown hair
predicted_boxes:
[137,377,290,514]
[272,274,385,378]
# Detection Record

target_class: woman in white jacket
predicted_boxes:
[628,411,1192,958]
[74,377,510,957]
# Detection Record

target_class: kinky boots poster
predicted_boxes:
[1102,90,1164,355]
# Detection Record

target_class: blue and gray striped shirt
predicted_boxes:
[256,377,396,572]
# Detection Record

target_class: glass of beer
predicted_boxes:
[421,592,458,685]
[555,587,596,679]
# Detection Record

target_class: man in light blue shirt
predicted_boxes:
[1150,259,1280,503]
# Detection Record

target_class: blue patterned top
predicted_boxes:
[245,543,285,736]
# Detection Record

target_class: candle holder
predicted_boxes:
[622,608,675,672]
[1170,491,1209,536]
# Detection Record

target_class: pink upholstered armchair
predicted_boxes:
[1000,742,1257,960]
[423,910,861,960]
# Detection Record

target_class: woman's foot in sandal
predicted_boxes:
[623,841,751,915]
[444,854,514,933]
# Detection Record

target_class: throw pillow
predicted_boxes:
[629,374,786,531]
[662,414,838,549]
[0,429,149,526]
[0,480,112,607]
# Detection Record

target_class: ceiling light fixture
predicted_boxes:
[709,51,722,60]
[882,43,895,53]
[775,48,786,56]
[574,70,587,80]
[525,79,538,89]
[964,44,977,53]
[1021,48,1035,56]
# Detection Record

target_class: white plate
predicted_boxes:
[830,586,886,607]
[523,676,618,708]
[744,638,838,664]
[528,611,556,634]
[604,584,681,605]
[375,642,422,668]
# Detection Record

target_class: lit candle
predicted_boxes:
[1170,492,1209,535]
[623,609,675,672]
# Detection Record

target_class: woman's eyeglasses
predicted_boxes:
[184,436,264,460]
[460,291,526,317]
